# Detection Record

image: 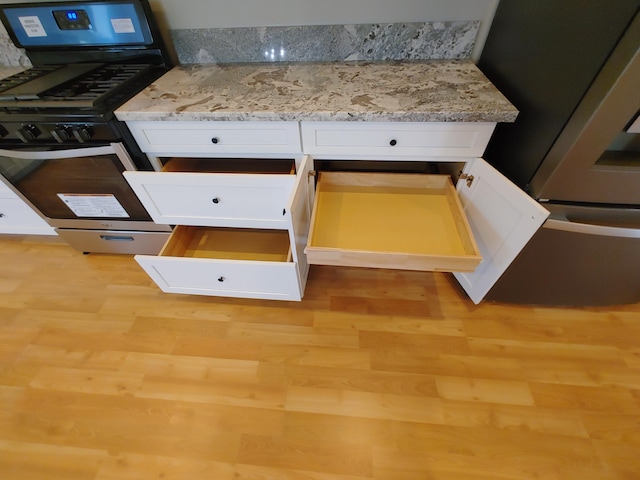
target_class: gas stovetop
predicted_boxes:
[0,62,158,110]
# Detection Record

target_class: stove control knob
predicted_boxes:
[72,126,94,143]
[51,127,72,143]
[16,124,41,143]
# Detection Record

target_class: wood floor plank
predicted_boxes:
[0,235,639,479]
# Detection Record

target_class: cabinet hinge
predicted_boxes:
[459,172,475,187]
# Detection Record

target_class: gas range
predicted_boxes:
[0,0,172,151]
[0,61,167,147]
[0,62,157,109]
[0,0,173,254]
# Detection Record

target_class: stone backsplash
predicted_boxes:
[172,21,479,64]
[0,33,31,67]
[1,21,479,67]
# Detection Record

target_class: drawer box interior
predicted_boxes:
[305,171,481,272]
[161,157,296,174]
[162,225,292,262]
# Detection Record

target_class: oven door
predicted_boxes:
[0,143,154,230]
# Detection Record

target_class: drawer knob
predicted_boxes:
[212,197,220,204]
[0,213,4,218]
[211,137,220,144]
[389,139,397,146]
[218,276,225,282]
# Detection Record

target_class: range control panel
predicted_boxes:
[0,122,117,145]
[0,1,153,48]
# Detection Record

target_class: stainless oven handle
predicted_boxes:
[0,143,137,171]
[109,143,136,171]
[0,145,118,160]
[545,218,640,238]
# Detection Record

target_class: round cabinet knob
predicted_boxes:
[389,139,398,146]
[73,126,94,143]
[51,126,71,143]
[16,124,41,143]
[211,137,220,144]
[212,197,220,204]
[217,276,225,282]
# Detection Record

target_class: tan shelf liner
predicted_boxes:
[306,172,481,272]
[161,226,292,262]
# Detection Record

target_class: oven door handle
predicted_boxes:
[0,145,118,161]
[545,218,640,239]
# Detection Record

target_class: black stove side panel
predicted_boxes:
[477,0,640,191]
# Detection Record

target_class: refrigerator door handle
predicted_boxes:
[545,218,640,238]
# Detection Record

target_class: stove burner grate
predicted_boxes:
[0,63,154,108]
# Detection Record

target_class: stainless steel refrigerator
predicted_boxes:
[477,0,640,306]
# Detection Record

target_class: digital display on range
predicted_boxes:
[53,9,91,30]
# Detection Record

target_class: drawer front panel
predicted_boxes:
[0,198,56,235]
[128,121,302,154]
[135,256,301,300]
[124,171,295,228]
[301,121,496,158]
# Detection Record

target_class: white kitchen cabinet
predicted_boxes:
[126,121,301,158]
[124,157,300,229]
[124,119,547,304]
[134,226,302,300]
[124,151,314,301]
[0,181,57,235]
[300,121,496,159]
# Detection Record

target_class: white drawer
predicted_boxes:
[305,171,481,272]
[127,121,301,155]
[124,158,298,228]
[301,121,496,159]
[135,226,301,301]
[0,198,57,235]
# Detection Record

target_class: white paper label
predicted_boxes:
[19,16,47,37]
[111,18,135,34]
[57,194,130,218]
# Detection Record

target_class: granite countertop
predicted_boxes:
[0,66,25,81]
[115,60,518,123]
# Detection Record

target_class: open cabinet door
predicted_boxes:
[454,158,549,304]
[286,155,315,295]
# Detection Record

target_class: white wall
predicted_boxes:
[148,0,499,59]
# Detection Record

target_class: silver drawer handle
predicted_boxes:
[100,235,135,242]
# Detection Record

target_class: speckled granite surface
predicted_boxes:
[172,22,479,64]
[0,33,31,67]
[116,60,518,123]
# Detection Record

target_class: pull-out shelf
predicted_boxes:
[305,171,482,272]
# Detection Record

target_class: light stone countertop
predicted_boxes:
[115,61,518,123]
[0,67,25,81]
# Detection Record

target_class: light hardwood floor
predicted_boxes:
[0,234,639,480]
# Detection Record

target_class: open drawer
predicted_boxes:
[135,225,302,300]
[123,157,298,228]
[305,171,482,272]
